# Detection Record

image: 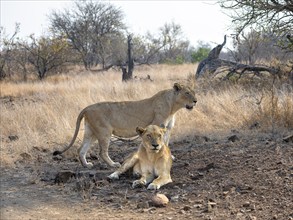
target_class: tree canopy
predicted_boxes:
[219,0,293,52]
[49,0,126,69]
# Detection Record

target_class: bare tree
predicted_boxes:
[159,22,190,63]
[9,45,30,81]
[0,24,20,80]
[49,0,126,70]
[131,22,190,65]
[219,0,293,52]
[232,29,293,63]
[234,30,261,64]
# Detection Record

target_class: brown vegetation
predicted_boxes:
[1,64,292,165]
[0,64,292,219]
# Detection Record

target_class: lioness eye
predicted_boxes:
[185,92,190,95]
[147,134,151,138]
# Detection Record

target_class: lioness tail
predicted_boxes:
[53,109,85,156]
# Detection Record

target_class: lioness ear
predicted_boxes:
[136,127,145,136]
[159,124,167,133]
[173,83,182,91]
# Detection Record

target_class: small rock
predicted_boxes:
[20,152,32,161]
[178,210,186,214]
[247,215,257,220]
[207,204,213,213]
[53,154,63,161]
[137,201,149,209]
[55,170,75,184]
[150,193,169,207]
[182,205,192,211]
[9,135,19,141]
[170,195,179,202]
[228,134,240,142]
[283,134,293,143]
[89,152,99,160]
[249,122,260,129]
[206,201,217,213]
[243,202,250,207]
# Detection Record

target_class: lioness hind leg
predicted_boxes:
[79,124,95,169]
[98,137,121,168]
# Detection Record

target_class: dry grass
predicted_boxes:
[1,64,292,166]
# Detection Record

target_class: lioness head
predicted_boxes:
[173,83,197,110]
[136,125,166,153]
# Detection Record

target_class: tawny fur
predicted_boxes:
[53,83,197,168]
[108,125,173,190]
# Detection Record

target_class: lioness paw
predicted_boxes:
[111,162,121,168]
[108,172,119,180]
[147,183,160,190]
[133,172,141,178]
[84,162,94,169]
[132,180,145,188]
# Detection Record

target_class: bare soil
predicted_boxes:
[1,132,292,220]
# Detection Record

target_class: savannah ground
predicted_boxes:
[0,64,292,219]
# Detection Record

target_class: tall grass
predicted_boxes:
[1,64,292,166]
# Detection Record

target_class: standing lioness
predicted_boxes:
[108,125,172,190]
[54,83,197,168]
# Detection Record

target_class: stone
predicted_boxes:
[150,193,169,207]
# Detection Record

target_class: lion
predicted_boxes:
[53,82,197,168]
[108,124,172,190]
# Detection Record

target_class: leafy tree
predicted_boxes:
[20,35,69,80]
[191,41,211,63]
[49,0,126,70]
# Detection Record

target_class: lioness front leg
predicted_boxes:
[164,116,175,146]
[132,173,154,188]
[108,154,138,180]
[147,175,172,190]
[148,156,172,190]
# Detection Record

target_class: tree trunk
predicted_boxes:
[122,35,134,81]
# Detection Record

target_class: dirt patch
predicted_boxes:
[1,134,292,220]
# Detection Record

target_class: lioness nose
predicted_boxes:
[193,99,197,104]
[152,144,159,148]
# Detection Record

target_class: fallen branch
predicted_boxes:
[195,35,280,80]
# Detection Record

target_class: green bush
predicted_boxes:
[191,47,210,63]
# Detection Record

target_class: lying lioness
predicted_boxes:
[53,83,197,168]
[108,125,172,190]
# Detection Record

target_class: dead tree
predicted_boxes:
[122,35,134,81]
[196,35,227,78]
[195,35,280,80]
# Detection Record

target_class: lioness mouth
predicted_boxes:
[186,105,194,110]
